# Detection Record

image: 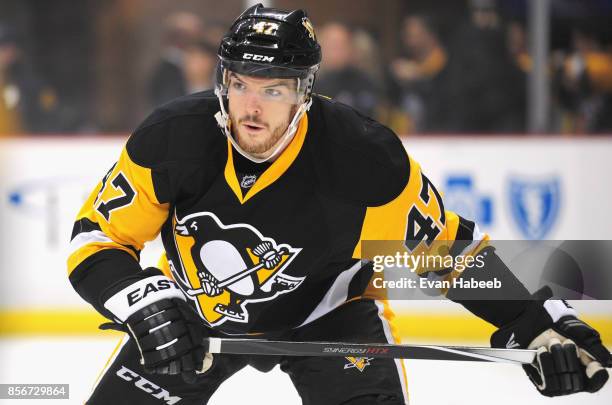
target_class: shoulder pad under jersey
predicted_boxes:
[128,90,224,167]
[305,95,410,206]
[126,90,227,203]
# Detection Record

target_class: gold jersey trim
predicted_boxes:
[224,114,309,204]
[67,146,170,275]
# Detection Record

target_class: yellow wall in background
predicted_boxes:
[1,310,611,346]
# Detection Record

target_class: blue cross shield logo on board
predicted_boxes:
[509,177,561,239]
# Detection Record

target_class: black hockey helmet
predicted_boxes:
[217,3,321,78]
[214,4,320,163]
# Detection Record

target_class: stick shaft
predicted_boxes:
[205,338,538,365]
[218,263,264,288]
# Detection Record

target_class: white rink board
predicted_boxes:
[1,137,611,310]
[404,137,612,240]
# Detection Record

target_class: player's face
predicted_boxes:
[227,73,298,159]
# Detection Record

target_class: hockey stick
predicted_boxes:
[204,337,539,365]
[217,247,288,288]
[172,247,288,296]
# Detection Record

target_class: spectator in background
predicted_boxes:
[352,28,397,128]
[445,0,526,133]
[352,29,385,89]
[389,14,449,133]
[182,39,217,94]
[315,22,380,118]
[507,20,531,74]
[148,12,202,108]
[201,19,229,49]
[0,23,60,135]
[555,28,612,133]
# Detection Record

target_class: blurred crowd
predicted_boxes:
[314,1,612,135]
[1,0,611,136]
[0,24,62,134]
[147,12,220,109]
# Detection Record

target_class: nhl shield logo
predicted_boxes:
[509,177,560,239]
[240,175,257,189]
[170,211,304,326]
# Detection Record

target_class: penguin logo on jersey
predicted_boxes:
[171,211,304,326]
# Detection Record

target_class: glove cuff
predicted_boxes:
[544,300,577,322]
[102,269,185,322]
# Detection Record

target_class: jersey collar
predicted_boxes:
[224,113,308,204]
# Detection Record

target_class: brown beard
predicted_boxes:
[229,108,296,155]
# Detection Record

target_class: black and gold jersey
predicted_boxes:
[68,91,486,335]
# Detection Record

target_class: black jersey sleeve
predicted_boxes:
[67,123,172,315]
[67,92,226,317]
[311,98,532,326]
[309,96,489,270]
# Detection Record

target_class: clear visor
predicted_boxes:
[213,59,317,163]
[215,59,318,106]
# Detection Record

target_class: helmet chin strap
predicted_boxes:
[214,86,312,164]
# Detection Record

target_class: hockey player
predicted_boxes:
[68,4,611,404]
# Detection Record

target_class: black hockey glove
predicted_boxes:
[99,268,213,383]
[491,286,612,397]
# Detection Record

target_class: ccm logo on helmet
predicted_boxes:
[242,53,275,62]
